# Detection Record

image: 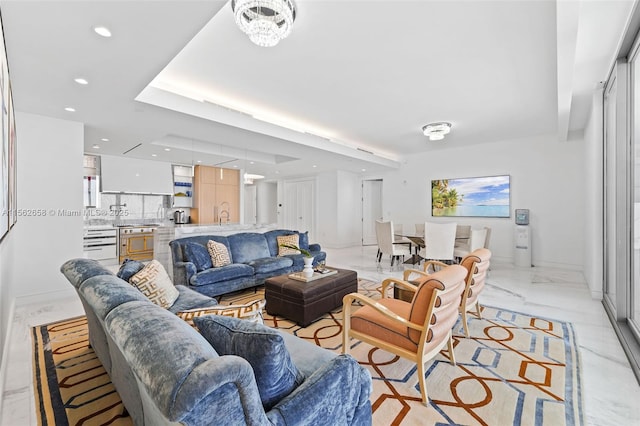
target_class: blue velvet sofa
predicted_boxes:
[169,229,327,297]
[60,258,372,426]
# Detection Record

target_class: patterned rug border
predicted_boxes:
[478,304,584,426]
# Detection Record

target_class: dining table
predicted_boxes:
[394,233,469,265]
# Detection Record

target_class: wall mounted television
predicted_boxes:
[431,175,510,218]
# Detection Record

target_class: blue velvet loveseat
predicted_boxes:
[169,229,327,297]
[60,258,372,426]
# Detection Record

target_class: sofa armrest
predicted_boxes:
[172,355,271,425]
[309,243,321,252]
[173,261,197,287]
[266,354,372,425]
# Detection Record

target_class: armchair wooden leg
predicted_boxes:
[475,302,482,319]
[447,332,456,366]
[342,301,351,355]
[460,307,470,338]
[417,358,429,406]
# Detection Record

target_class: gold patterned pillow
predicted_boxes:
[277,234,300,256]
[207,240,231,267]
[177,299,266,327]
[129,260,179,309]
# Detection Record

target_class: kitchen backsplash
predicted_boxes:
[85,193,187,224]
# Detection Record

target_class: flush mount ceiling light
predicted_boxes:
[93,26,112,38]
[422,122,452,141]
[231,0,296,47]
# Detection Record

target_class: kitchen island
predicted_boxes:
[154,223,278,278]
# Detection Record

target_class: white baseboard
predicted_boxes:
[0,297,16,416]
[14,287,78,307]
[590,289,603,300]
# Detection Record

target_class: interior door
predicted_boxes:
[284,179,315,237]
[362,179,383,245]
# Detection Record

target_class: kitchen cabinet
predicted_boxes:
[172,165,193,208]
[191,166,240,224]
[101,155,173,194]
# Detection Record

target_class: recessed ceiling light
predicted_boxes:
[101,138,109,142]
[233,165,238,168]
[250,161,255,164]
[64,107,76,112]
[92,144,100,149]
[275,171,280,174]
[164,148,171,151]
[196,160,202,163]
[361,169,366,172]
[151,154,157,157]
[93,26,112,37]
[312,165,317,168]
[74,78,88,85]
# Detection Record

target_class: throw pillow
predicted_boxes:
[116,259,145,282]
[207,240,231,267]
[129,260,179,309]
[277,234,300,256]
[193,315,304,410]
[298,231,309,250]
[184,242,213,272]
[177,299,265,327]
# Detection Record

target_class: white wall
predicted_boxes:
[316,172,338,246]
[0,228,15,372]
[256,181,277,224]
[0,112,83,386]
[584,89,604,298]
[10,112,84,298]
[316,171,361,248]
[376,133,586,268]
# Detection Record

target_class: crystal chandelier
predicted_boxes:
[231,0,297,47]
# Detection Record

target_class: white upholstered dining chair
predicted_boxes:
[375,220,412,267]
[418,222,457,264]
[453,228,488,261]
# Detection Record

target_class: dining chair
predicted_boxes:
[453,228,488,261]
[393,223,413,252]
[483,226,492,249]
[375,220,411,266]
[342,264,467,405]
[418,222,457,264]
[404,248,492,337]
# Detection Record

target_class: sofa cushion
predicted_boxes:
[167,285,219,314]
[193,315,304,410]
[248,257,293,274]
[129,260,180,308]
[207,240,231,267]
[227,233,271,264]
[116,259,146,282]
[276,234,300,256]
[178,299,266,326]
[191,263,255,287]
[184,242,213,272]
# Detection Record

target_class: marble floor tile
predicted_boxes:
[1,245,639,425]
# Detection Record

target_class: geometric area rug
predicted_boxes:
[32,279,583,426]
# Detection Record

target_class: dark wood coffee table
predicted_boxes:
[264,267,358,327]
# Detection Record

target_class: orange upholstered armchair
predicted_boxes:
[342,265,467,405]
[404,248,492,337]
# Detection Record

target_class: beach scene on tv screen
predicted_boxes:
[432,175,510,217]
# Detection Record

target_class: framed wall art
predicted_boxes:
[431,175,510,218]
